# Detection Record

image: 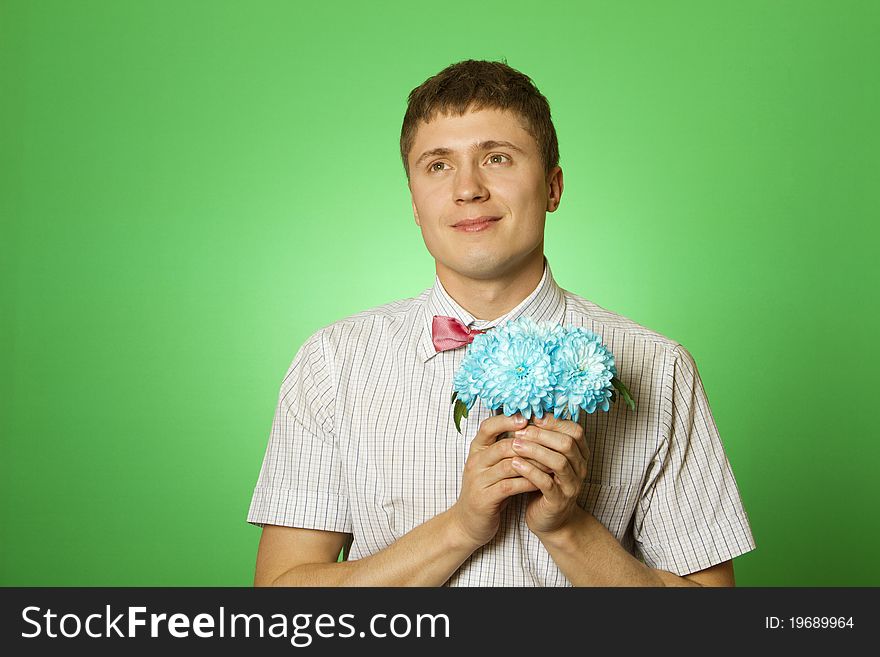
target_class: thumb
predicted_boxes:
[471,411,528,448]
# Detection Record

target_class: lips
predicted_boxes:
[452,215,501,232]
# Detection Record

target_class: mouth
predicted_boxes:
[451,216,502,232]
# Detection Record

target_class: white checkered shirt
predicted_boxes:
[247,258,756,585]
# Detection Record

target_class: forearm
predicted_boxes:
[535,507,701,587]
[270,508,479,586]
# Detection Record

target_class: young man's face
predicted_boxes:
[407,107,562,282]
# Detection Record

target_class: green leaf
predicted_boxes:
[611,376,636,412]
[453,398,469,433]
[451,390,458,404]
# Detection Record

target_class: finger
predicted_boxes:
[522,457,554,474]
[512,437,571,474]
[534,415,589,460]
[510,458,558,500]
[486,475,539,502]
[471,412,528,450]
[480,457,518,487]
[515,426,588,479]
[513,427,587,480]
[481,457,540,488]
[511,439,581,497]
[478,438,554,473]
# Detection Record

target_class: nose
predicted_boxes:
[453,162,489,203]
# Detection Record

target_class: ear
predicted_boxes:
[546,166,563,212]
[411,198,421,226]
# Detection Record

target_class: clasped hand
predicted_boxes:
[450,412,590,549]
[510,413,590,535]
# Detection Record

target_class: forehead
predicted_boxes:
[410,107,535,159]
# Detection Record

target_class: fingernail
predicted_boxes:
[512,458,525,469]
[513,438,524,448]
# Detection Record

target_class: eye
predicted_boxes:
[427,154,510,173]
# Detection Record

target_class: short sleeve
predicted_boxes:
[633,343,755,576]
[246,329,352,533]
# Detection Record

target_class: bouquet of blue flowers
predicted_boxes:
[450,316,635,433]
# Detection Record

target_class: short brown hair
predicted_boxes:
[400,58,559,180]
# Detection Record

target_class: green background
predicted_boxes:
[2,0,877,586]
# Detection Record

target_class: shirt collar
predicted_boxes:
[418,256,567,363]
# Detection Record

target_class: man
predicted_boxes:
[247,59,756,586]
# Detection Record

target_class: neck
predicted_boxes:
[437,250,546,321]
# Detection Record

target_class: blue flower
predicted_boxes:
[453,318,556,420]
[551,327,618,422]
[451,316,632,432]
[452,331,494,411]
[503,315,566,348]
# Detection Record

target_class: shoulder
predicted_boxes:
[303,289,429,353]
[562,290,708,394]
[562,289,681,353]
[334,290,427,326]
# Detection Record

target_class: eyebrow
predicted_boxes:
[414,140,526,168]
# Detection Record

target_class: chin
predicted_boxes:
[443,255,510,280]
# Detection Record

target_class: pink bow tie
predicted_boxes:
[431,315,487,352]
